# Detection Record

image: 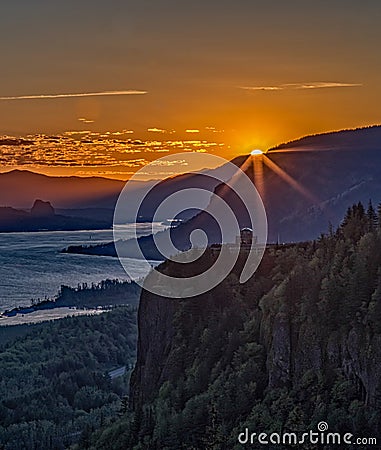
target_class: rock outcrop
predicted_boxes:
[30,199,55,217]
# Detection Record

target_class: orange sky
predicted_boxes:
[0,1,380,178]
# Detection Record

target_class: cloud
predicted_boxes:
[0,133,226,172]
[64,130,91,135]
[150,159,188,167]
[0,90,147,100]
[186,129,200,133]
[240,86,283,91]
[78,117,95,124]
[239,82,362,91]
[75,170,137,177]
[205,126,224,133]
[287,82,362,89]
[148,127,167,133]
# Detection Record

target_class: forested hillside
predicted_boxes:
[89,202,381,449]
[0,307,137,449]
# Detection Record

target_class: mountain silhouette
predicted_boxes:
[0,200,111,232]
[176,125,381,244]
[66,125,381,259]
[0,170,126,209]
[136,125,381,257]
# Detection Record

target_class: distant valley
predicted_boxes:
[2,125,381,241]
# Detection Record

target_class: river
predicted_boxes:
[0,223,164,311]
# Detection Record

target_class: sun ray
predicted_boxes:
[251,153,265,203]
[261,154,319,205]
[204,149,318,230]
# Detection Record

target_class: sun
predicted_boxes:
[250,149,263,156]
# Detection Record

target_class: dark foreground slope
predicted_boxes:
[89,203,381,449]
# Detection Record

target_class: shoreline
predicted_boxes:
[0,306,108,326]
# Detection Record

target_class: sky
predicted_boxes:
[0,0,380,178]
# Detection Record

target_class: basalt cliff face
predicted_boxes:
[130,291,177,409]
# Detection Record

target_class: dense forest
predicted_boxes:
[1,201,381,449]
[0,307,137,449]
[87,202,381,449]
[54,279,141,309]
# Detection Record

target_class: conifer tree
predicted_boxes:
[367,200,378,231]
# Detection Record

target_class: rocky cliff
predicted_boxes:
[131,250,381,410]
[30,199,55,217]
[126,213,381,448]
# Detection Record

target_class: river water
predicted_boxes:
[0,223,164,311]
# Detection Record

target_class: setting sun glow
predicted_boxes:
[0,1,380,178]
